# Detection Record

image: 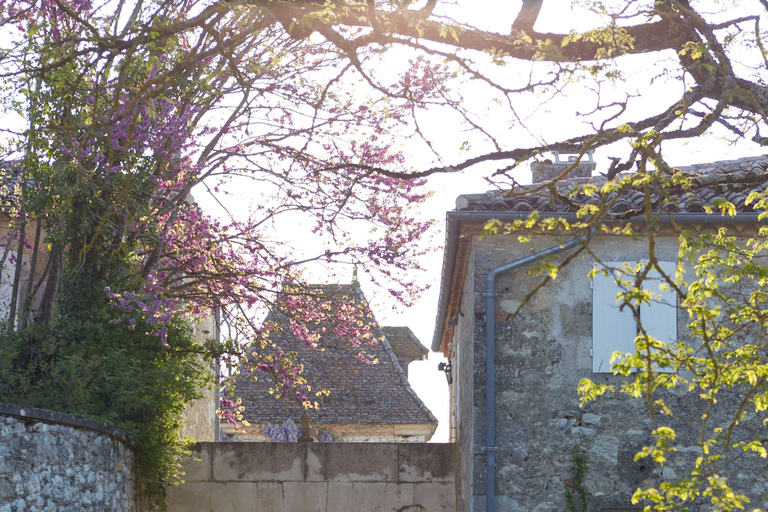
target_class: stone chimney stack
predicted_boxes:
[531,150,596,184]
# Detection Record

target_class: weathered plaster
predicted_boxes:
[182,316,218,442]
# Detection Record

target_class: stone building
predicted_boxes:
[0,165,50,322]
[225,282,437,442]
[432,155,768,511]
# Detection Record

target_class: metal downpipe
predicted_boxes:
[484,230,592,512]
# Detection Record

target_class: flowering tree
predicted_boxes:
[0,0,437,503]
[0,4,438,378]
[2,0,768,509]
[234,1,768,510]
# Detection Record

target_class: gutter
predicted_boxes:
[484,230,592,512]
[431,209,767,512]
[214,308,221,442]
[431,211,768,353]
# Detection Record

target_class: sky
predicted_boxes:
[189,0,767,443]
[357,0,768,442]
[0,0,763,445]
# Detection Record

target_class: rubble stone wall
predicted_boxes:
[0,403,135,512]
[461,233,768,512]
[166,442,455,512]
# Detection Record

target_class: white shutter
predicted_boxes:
[592,265,636,373]
[640,262,677,373]
[640,261,677,344]
[592,261,677,373]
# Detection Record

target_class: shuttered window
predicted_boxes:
[592,261,676,373]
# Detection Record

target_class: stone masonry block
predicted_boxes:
[167,481,261,512]
[414,482,456,512]
[306,443,397,482]
[217,482,261,512]
[181,444,212,482]
[253,482,284,512]
[398,443,454,483]
[166,482,215,512]
[212,443,305,482]
[282,482,327,512]
[326,482,414,512]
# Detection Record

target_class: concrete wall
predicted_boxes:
[458,232,768,512]
[167,442,455,512]
[0,403,135,512]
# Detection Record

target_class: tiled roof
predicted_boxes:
[433,155,768,354]
[456,156,768,216]
[233,284,437,431]
[381,326,428,361]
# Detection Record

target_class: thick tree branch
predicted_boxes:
[511,0,544,32]
[256,1,689,62]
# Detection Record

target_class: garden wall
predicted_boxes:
[0,403,135,512]
[166,442,456,512]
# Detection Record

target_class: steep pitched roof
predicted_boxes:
[233,284,437,432]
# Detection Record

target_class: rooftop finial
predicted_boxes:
[351,263,359,287]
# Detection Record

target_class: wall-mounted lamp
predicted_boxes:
[438,361,453,385]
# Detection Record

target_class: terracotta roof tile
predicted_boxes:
[457,155,768,217]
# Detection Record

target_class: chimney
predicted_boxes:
[531,150,596,184]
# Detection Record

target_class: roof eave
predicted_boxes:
[431,210,768,353]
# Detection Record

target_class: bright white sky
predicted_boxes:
[0,0,762,444]
[362,0,768,442]
[201,0,767,443]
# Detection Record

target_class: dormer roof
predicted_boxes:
[381,326,429,362]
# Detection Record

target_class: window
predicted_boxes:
[592,261,676,373]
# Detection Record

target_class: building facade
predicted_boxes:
[226,283,437,442]
[433,155,768,511]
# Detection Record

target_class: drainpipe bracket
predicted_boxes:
[484,291,497,298]
[482,446,497,452]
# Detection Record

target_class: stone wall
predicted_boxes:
[453,247,475,512]
[0,403,135,512]
[224,422,434,443]
[458,233,768,512]
[181,316,219,443]
[166,442,455,512]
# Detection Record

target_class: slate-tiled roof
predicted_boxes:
[381,326,428,361]
[233,284,437,429]
[457,155,768,216]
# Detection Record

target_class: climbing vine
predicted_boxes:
[565,445,589,512]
